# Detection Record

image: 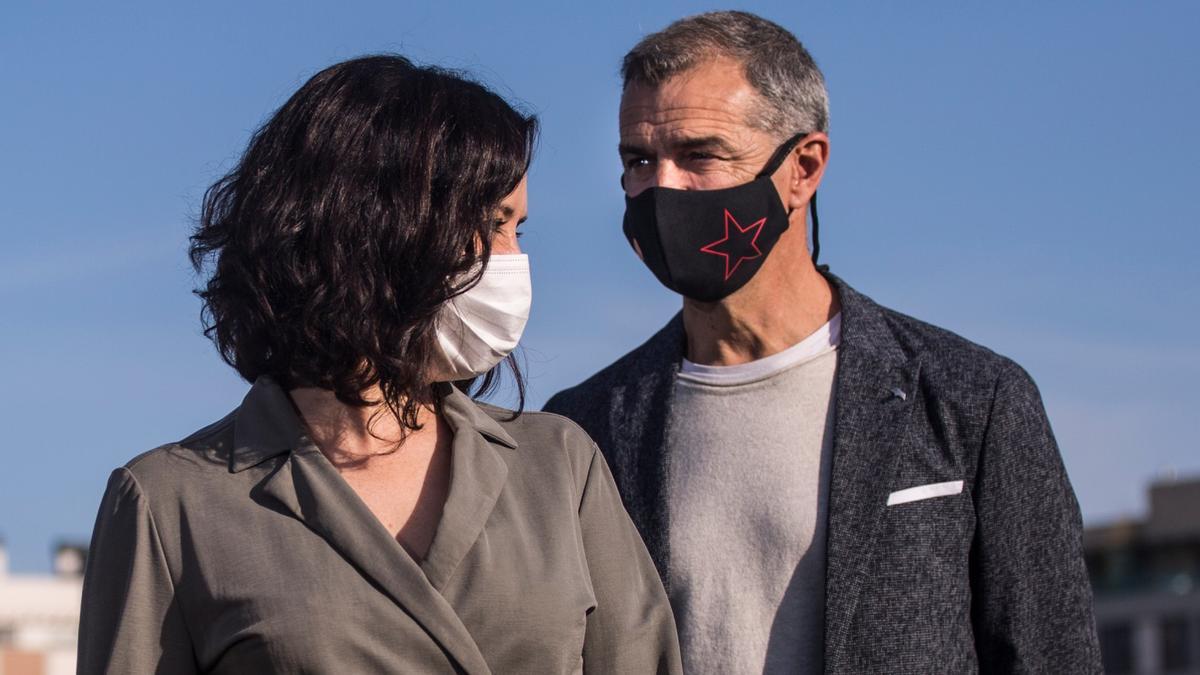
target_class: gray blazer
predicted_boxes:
[78,378,681,674]
[544,273,1102,674]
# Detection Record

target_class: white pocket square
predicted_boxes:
[887,480,964,506]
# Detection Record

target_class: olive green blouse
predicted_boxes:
[77,377,681,674]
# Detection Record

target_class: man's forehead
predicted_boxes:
[619,59,761,138]
[618,98,763,153]
[619,100,747,127]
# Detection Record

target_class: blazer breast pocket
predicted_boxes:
[886,479,964,506]
[876,477,974,600]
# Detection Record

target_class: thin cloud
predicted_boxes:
[0,231,184,294]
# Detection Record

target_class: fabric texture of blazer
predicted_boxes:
[78,377,682,674]
[544,272,1102,674]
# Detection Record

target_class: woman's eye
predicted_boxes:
[492,219,523,238]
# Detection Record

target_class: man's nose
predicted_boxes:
[653,161,691,190]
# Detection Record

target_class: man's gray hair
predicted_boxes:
[621,11,829,136]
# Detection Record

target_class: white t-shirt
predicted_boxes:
[678,313,841,385]
[666,313,841,675]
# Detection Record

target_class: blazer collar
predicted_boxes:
[824,271,910,370]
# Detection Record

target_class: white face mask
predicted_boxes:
[429,254,532,382]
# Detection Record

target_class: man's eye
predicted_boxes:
[625,157,651,170]
[687,151,718,161]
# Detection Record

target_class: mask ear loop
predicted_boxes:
[759,133,823,266]
[809,191,821,265]
[757,133,807,178]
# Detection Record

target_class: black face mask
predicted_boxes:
[622,133,820,303]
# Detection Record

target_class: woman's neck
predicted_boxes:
[288,385,440,470]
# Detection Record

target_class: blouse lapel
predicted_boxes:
[261,445,494,675]
[420,387,515,591]
[234,378,494,675]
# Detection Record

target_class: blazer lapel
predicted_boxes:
[822,276,922,671]
[607,313,685,586]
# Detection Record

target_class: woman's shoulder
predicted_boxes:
[116,409,243,502]
[480,404,597,453]
[477,404,601,481]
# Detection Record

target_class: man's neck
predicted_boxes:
[682,263,838,366]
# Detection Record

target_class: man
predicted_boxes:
[544,10,1101,674]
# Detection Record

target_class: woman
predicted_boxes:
[77,55,681,674]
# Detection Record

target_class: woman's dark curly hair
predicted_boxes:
[189,55,537,430]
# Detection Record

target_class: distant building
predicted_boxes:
[1086,477,1200,675]
[0,540,84,675]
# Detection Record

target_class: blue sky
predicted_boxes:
[1,1,1197,572]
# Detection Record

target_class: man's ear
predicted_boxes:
[784,132,829,212]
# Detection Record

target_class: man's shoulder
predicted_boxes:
[839,277,1022,384]
[878,303,1013,372]
[843,282,1049,438]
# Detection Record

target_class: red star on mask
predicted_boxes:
[699,209,767,281]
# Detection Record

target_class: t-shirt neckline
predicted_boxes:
[678,313,841,387]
